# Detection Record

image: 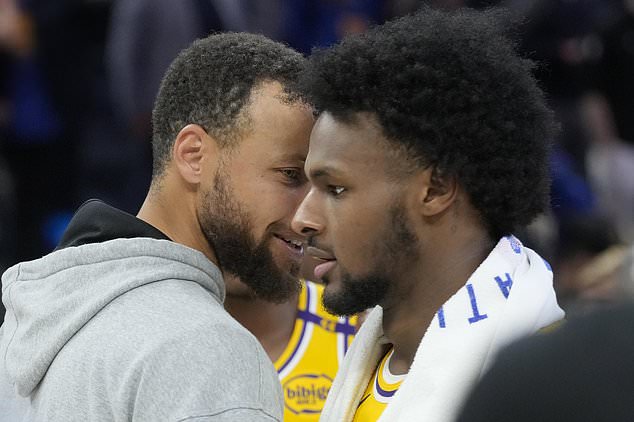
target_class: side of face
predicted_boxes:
[292,112,421,315]
[198,82,314,302]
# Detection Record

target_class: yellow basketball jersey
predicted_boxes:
[275,280,357,421]
[353,348,405,422]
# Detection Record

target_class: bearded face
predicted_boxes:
[319,204,418,316]
[199,168,302,303]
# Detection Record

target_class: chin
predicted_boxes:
[322,271,389,316]
[322,266,344,287]
[322,291,366,317]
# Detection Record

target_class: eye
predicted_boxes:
[279,168,304,185]
[280,168,299,179]
[328,185,346,196]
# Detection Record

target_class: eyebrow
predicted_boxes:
[308,166,340,180]
[275,152,306,163]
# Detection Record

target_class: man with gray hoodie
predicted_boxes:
[0,32,313,421]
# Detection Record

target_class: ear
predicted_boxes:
[417,166,458,217]
[172,124,220,185]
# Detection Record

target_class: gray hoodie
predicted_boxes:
[0,237,283,421]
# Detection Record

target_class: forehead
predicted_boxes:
[237,82,313,162]
[306,112,396,177]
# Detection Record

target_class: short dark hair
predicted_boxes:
[151,32,305,177]
[300,8,556,239]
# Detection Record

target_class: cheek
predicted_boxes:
[331,210,385,265]
[250,188,305,227]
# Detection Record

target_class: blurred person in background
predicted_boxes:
[106,0,391,139]
[0,155,14,322]
[282,0,383,55]
[0,0,20,281]
[495,0,634,315]
[553,215,621,314]
[549,92,634,316]
[293,8,563,422]
[385,0,501,18]
[599,0,634,146]
[0,32,312,421]
[0,0,68,261]
[503,0,606,222]
[573,243,634,305]
[106,0,225,146]
[581,92,634,243]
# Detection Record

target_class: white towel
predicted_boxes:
[319,235,564,422]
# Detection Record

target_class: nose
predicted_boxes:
[291,189,325,237]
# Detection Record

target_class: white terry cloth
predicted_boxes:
[319,235,564,422]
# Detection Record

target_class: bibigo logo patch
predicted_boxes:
[283,373,333,416]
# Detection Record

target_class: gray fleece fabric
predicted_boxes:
[0,238,283,421]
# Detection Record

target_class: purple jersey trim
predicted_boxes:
[296,310,356,336]
[277,285,311,374]
[375,373,398,398]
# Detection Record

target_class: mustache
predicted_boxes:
[307,236,326,249]
[306,237,333,255]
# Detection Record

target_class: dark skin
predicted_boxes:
[224,278,298,362]
[223,259,321,362]
[381,226,495,373]
[292,112,494,374]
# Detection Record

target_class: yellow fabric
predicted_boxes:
[538,318,566,334]
[275,280,357,421]
[353,348,405,422]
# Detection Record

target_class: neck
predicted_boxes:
[383,225,494,375]
[137,179,219,265]
[225,283,299,363]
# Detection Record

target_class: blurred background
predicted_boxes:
[0,0,633,319]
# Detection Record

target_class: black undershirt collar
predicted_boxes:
[56,199,170,250]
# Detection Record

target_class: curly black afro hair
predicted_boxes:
[301,7,556,239]
[151,32,305,178]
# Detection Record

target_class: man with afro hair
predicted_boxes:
[292,7,565,422]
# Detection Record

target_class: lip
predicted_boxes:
[314,259,337,279]
[274,234,304,259]
[305,246,335,261]
[305,246,337,279]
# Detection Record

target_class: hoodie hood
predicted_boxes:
[1,237,223,398]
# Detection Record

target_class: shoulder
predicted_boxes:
[131,289,265,368]
[91,277,267,379]
[125,306,282,420]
